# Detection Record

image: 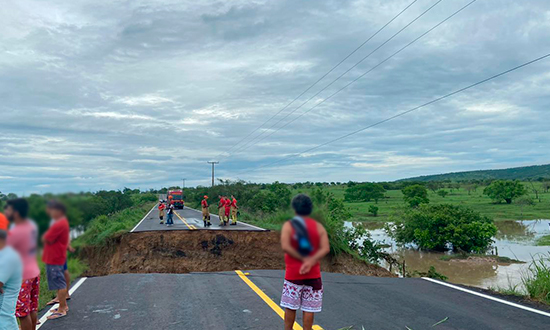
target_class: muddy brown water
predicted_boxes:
[346,220,550,291]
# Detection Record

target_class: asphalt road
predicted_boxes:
[38,270,549,330]
[131,205,266,232]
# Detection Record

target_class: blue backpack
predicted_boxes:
[290,216,313,257]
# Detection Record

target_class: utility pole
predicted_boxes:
[182,178,186,190]
[207,161,219,187]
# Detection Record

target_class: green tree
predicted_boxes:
[516,195,535,217]
[387,204,497,253]
[267,181,292,210]
[436,190,449,198]
[402,184,429,207]
[368,205,379,217]
[344,182,386,203]
[483,180,526,204]
[464,184,477,195]
[426,182,442,193]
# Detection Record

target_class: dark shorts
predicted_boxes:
[280,278,323,313]
[46,264,67,291]
[63,260,68,271]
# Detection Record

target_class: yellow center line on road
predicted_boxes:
[235,270,324,330]
[174,212,195,230]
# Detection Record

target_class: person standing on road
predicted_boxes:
[166,202,175,227]
[158,201,166,224]
[201,196,211,227]
[218,196,226,226]
[0,213,8,231]
[280,194,330,330]
[0,229,23,330]
[230,195,238,226]
[5,199,40,330]
[42,201,70,320]
[45,233,75,308]
[224,197,231,226]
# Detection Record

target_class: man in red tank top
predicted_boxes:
[280,194,330,330]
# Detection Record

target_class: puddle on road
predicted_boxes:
[346,220,550,290]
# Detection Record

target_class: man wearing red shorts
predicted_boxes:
[280,194,329,330]
[5,199,40,330]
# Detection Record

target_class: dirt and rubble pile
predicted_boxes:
[81,230,393,277]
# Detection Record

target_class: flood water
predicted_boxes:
[345,220,550,290]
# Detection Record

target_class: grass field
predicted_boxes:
[307,183,550,222]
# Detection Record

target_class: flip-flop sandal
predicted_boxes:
[47,312,67,320]
[51,307,70,313]
[47,297,71,305]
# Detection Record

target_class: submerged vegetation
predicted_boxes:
[387,204,497,253]
[408,266,448,281]
[439,254,523,264]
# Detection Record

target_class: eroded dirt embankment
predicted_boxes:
[81,230,392,277]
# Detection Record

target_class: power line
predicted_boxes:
[234,52,550,176]
[228,0,447,158]
[232,0,477,155]
[215,0,420,159]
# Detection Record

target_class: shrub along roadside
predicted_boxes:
[75,202,155,247]
[490,253,550,306]
[523,253,550,305]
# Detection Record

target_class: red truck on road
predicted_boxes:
[167,190,184,209]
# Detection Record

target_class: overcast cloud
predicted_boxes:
[1,0,549,194]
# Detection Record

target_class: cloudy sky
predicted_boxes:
[1,0,549,194]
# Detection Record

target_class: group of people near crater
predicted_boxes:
[156,194,239,228]
[200,195,238,227]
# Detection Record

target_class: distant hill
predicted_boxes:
[399,164,550,182]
